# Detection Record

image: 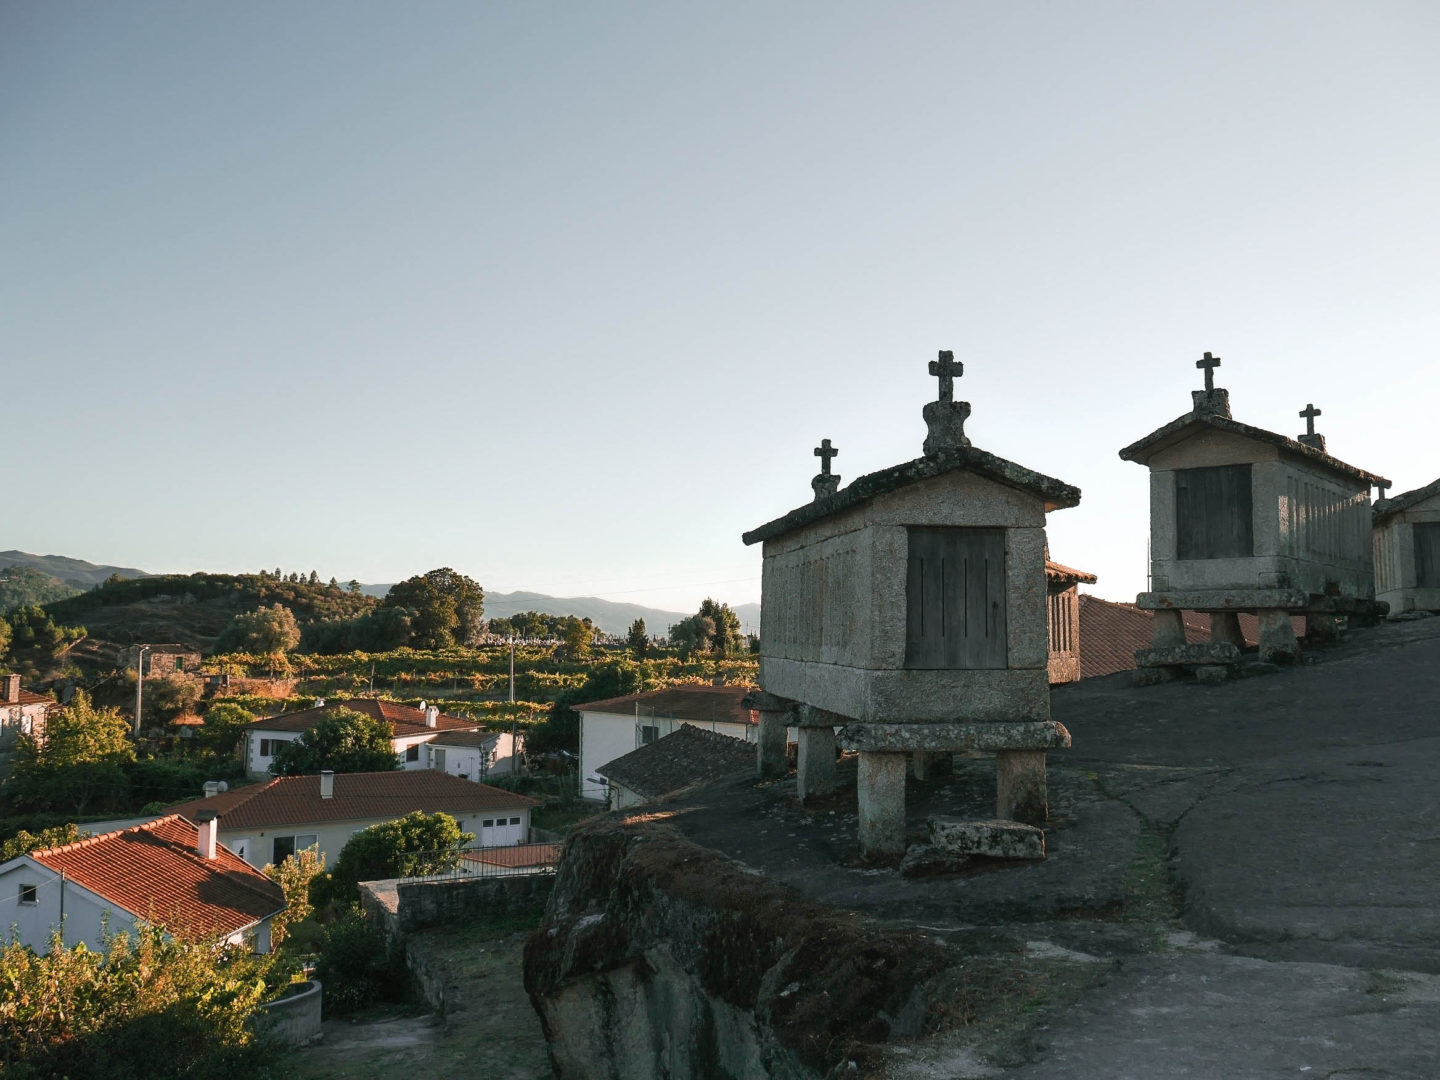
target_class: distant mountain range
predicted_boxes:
[0,551,152,589]
[2,552,760,638]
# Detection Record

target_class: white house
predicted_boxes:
[0,814,285,955]
[576,684,758,802]
[425,728,522,781]
[242,698,520,778]
[167,768,542,869]
[0,674,56,748]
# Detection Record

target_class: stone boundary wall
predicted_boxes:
[254,979,323,1046]
[395,873,554,933]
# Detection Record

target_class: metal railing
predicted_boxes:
[394,841,561,883]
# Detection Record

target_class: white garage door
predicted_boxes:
[477,814,523,846]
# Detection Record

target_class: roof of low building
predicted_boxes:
[596,723,756,800]
[1045,559,1098,585]
[426,730,501,748]
[1374,478,1440,525]
[6,689,56,708]
[27,815,285,940]
[463,843,560,869]
[1076,595,1305,679]
[743,446,1081,546]
[245,698,478,737]
[1118,409,1389,488]
[167,770,539,831]
[575,683,758,726]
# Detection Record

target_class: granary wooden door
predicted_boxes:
[905,527,1008,669]
[1415,523,1440,588]
[1175,464,1254,560]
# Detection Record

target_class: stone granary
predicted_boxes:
[1373,478,1440,615]
[1045,558,1097,685]
[1120,352,1390,671]
[742,351,1081,858]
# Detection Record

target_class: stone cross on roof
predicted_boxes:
[929,351,964,403]
[1298,403,1326,451]
[1196,351,1221,392]
[811,438,840,501]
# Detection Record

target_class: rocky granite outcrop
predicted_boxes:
[523,818,957,1079]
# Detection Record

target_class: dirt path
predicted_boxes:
[291,929,553,1080]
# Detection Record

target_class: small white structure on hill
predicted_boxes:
[0,674,55,748]
[1373,478,1440,615]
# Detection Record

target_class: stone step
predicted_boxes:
[930,817,1046,860]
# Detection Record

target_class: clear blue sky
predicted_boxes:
[4,2,1437,613]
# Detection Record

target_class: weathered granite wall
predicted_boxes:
[396,874,553,933]
[523,819,957,1080]
[254,979,323,1046]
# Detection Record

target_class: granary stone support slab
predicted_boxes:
[1151,608,1187,648]
[1210,611,1245,647]
[857,752,907,859]
[930,817,1046,859]
[836,720,1070,753]
[756,709,789,780]
[1138,589,1387,617]
[796,726,837,802]
[996,749,1050,824]
[1135,642,1241,668]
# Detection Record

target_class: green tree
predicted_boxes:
[214,603,301,654]
[559,615,593,660]
[381,567,485,648]
[698,598,743,656]
[263,844,325,947]
[626,618,648,658]
[0,617,11,656]
[315,811,473,906]
[142,672,204,727]
[198,702,256,757]
[668,613,715,658]
[0,822,82,860]
[269,708,399,775]
[5,692,136,816]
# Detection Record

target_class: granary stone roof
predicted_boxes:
[596,723,756,800]
[742,446,1081,546]
[1118,408,1389,489]
[1373,478,1440,526]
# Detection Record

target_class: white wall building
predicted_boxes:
[575,685,758,802]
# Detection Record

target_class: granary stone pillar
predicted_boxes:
[1305,613,1341,643]
[857,751,908,859]
[744,691,792,781]
[996,749,1049,825]
[1151,608,1187,648]
[796,726,837,801]
[1257,609,1300,663]
[1209,612,1245,648]
[911,752,952,781]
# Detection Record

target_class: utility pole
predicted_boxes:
[132,644,151,735]
[509,638,516,704]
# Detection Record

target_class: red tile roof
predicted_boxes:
[1077,595,1305,679]
[167,770,540,831]
[246,698,479,738]
[574,684,758,726]
[1046,559,1098,585]
[7,690,55,708]
[29,815,284,941]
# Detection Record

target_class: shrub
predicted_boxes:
[312,907,409,1016]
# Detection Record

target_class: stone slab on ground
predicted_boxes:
[1001,952,1440,1080]
[1133,642,1240,668]
[837,721,1071,752]
[930,817,1045,859]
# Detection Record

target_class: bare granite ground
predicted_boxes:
[651,617,1440,1078]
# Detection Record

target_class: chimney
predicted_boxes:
[425,705,439,728]
[203,780,221,798]
[320,769,335,799]
[1,674,19,704]
[195,810,217,860]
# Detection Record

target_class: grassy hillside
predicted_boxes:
[0,567,81,613]
[42,572,377,651]
[0,550,152,588]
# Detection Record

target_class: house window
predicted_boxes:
[482,819,494,829]
[640,725,659,745]
[905,527,1008,670]
[1175,464,1253,560]
[272,833,318,864]
[18,884,37,905]
[406,745,420,762]
[509,817,520,826]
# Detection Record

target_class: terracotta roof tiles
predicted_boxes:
[575,684,758,726]
[29,815,284,941]
[246,698,479,737]
[167,770,539,832]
